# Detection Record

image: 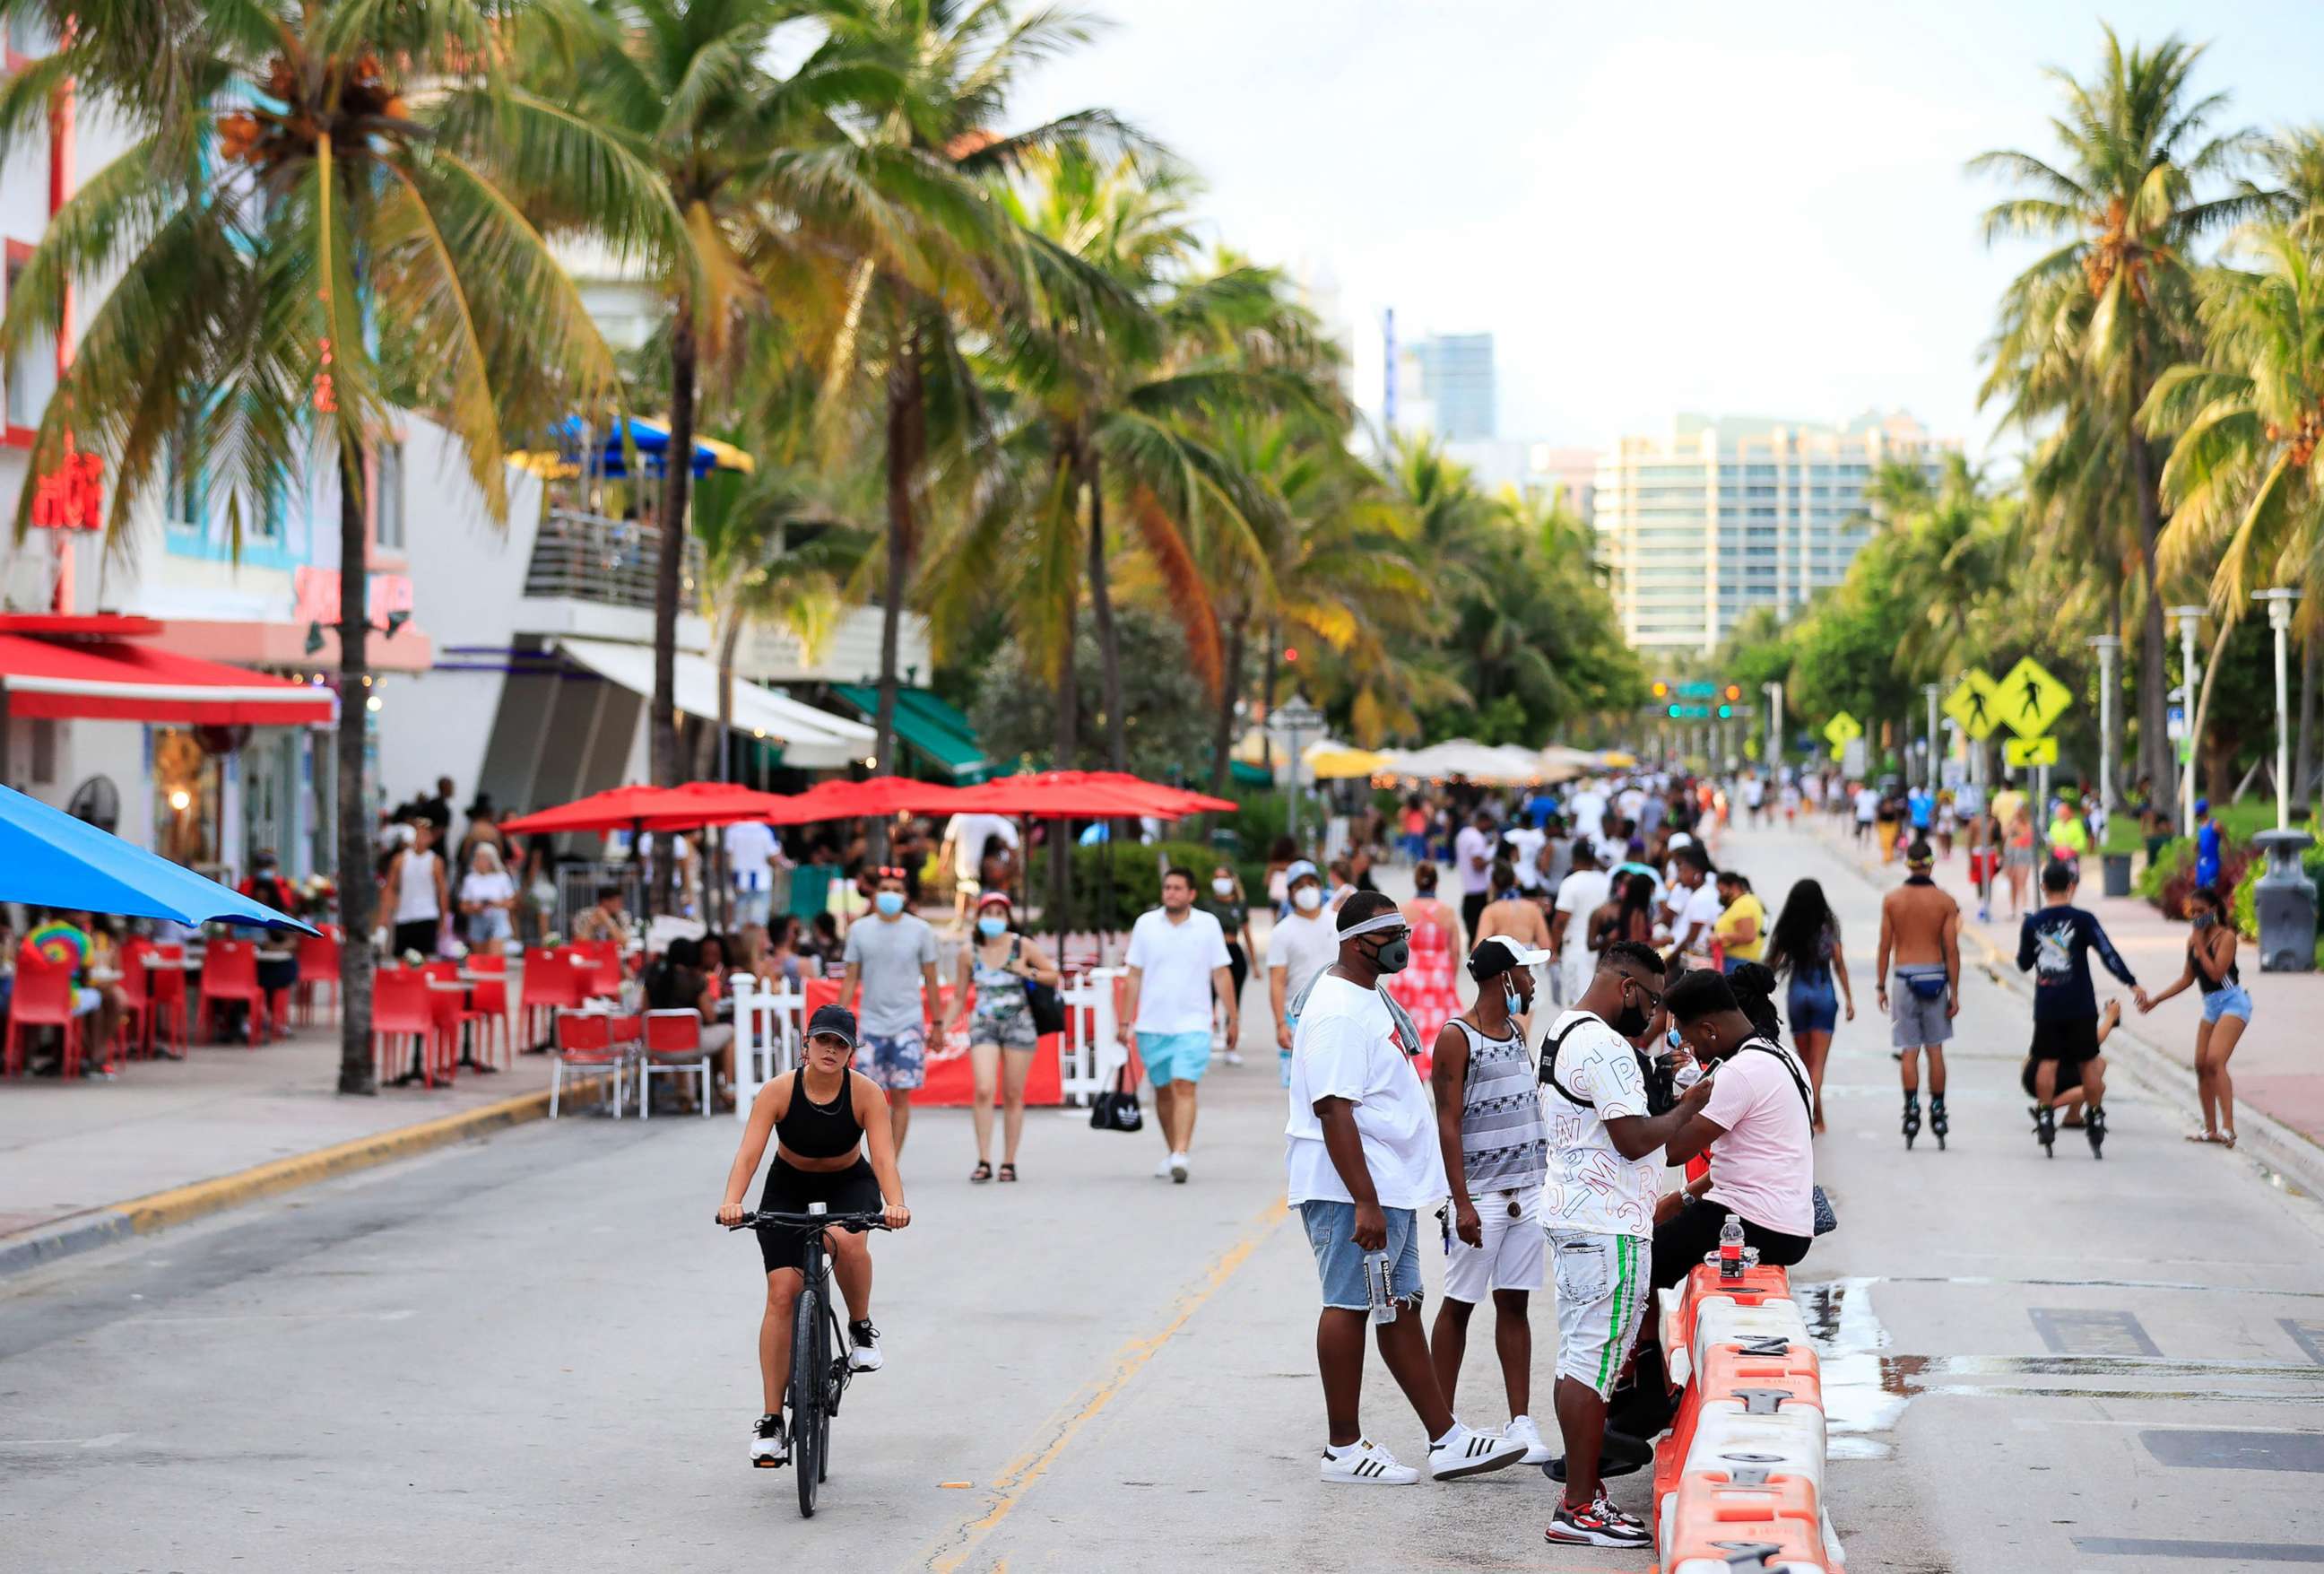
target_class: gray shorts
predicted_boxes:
[1891,965,1953,1048]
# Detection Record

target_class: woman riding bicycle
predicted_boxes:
[716,1003,911,1467]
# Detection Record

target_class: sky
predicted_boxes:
[1010,0,2324,460]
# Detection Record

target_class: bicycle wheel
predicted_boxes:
[790,1287,824,1517]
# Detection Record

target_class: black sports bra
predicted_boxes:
[776,1072,864,1159]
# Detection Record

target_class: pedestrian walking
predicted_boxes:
[724,818,782,930]
[839,867,941,1158]
[2193,798,2223,889]
[1471,860,1553,954]
[1427,936,1555,1469]
[1765,879,1853,1132]
[2047,796,2092,870]
[384,820,449,959]
[1387,863,1462,1065]
[1288,892,1528,1488]
[2017,860,2138,1158]
[1269,860,1341,1088]
[458,842,517,949]
[1548,843,1611,1005]
[1711,869,1765,972]
[2135,885,2250,1146]
[1123,868,1236,1184]
[2000,794,2037,916]
[1664,844,1721,968]
[1454,810,1496,936]
[1875,840,1960,1150]
[1538,941,1706,1544]
[1200,864,1257,1067]
[941,893,1060,1183]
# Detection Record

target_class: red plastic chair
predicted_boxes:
[294,931,341,1025]
[466,953,513,1068]
[114,943,154,1063]
[372,968,450,1088]
[7,961,92,1077]
[143,956,190,1057]
[638,1009,711,1119]
[518,949,582,1048]
[572,941,623,1001]
[198,939,271,1046]
[551,1010,630,1117]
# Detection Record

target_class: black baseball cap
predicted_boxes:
[807,1004,860,1048]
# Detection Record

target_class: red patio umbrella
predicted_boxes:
[639,781,802,830]
[764,775,973,824]
[499,785,703,836]
[1080,771,1236,815]
[943,771,1175,819]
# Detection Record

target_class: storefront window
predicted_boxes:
[151,727,219,869]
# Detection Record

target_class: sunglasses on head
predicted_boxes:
[875,866,907,881]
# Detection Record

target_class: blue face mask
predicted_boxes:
[977,916,1007,939]
[874,891,906,917]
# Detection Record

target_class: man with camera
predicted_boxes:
[1537,941,1711,1547]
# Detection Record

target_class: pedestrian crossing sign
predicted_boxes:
[1943,669,2003,740]
[1823,711,1862,747]
[2004,735,2060,768]
[1996,657,2072,738]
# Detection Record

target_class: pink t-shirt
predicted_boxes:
[1702,1042,1816,1238]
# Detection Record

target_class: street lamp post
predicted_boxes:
[2169,605,2207,838]
[1921,683,1941,788]
[2088,634,2120,815]
[2256,588,2304,831]
[1266,693,1324,851]
[1765,681,1783,772]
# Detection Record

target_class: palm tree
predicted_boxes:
[1972,26,2263,788]
[0,0,638,1092]
[2145,221,2324,796]
[776,0,1130,798]
[520,0,838,787]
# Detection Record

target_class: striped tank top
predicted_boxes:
[1453,1017,1548,1195]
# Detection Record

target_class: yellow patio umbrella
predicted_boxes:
[1305,741,1393,779]
[1598,750,1640,769]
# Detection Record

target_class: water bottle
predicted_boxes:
[1718,1212,1745,1281]
[1362,1249,1398,1325]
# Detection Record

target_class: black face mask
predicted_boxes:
[1610,979,1652,1039]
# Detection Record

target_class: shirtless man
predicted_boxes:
[1875,839,1960,1150]
[1471,861,1554,1030]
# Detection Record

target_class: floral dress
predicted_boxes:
[1387,899,1461,1080]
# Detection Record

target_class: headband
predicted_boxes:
[1338,910,1409,941]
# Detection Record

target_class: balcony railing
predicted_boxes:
[524,508,701,610]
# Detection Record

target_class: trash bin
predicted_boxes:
[2102,852,2134,898]
[2251,829,2317,973]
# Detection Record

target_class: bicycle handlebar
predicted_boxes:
[725,1210,895,1234]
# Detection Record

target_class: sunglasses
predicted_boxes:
[1623,976,1664,1015]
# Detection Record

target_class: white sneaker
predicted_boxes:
[1223,1049,1244,1066]
[1427,1421,1528,1480]
[1504,1413,1555,1465]
[1318,1438,1418,1485]
[1169,1151,1189,1184]
[1155,1155,1176,1179]
[846,1318,883,1372]
[750,1413,787,1467]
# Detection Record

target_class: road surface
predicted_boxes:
[3,825,2320,1572]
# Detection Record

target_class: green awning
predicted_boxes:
[1230,760,1272,787]
[831,685,991,782]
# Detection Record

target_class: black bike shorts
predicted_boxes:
[2028,1016,2101,1065]
[757,1156,881,1274]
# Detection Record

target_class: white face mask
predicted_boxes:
[1292,885,1323,913]
[1211,878,1236,898]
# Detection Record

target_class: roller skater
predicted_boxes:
[1877,841,1959,1152]
[2017,862,2136,1161]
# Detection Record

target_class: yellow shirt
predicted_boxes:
[2047,815,2090,857]
[1714,893,1768,961]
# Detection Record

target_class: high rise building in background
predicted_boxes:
[1594,412,1953,655]
[1437,440,1598,523]
[1406,332,1497,440]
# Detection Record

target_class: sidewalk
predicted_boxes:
[0,1013,594,1270]
[1796,813,2324,1156]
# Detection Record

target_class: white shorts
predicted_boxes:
[1549,1230,1652,1397]
[1443,1187,1546,1302]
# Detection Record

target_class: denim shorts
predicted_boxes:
[1139,1030,1212,1086]
[1788,972,1838,1036]
[1299,1199,1422,1311]
[2201,985,2253,1024]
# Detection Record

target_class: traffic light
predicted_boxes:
[1724,684,1741,701]
[1652,680,1669,699]
[1284,646,1298,664]
[1667,704,1680,717]
[1717,704,1732,718]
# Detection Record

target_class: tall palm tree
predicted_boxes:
[778,0,1128,798]
[1972,26,2263,787]
[0,0,639,1092]
[520,0,840,787]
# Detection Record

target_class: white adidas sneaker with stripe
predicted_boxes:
[1318,1438,1418,1485]
[1426,1421,1529,1480]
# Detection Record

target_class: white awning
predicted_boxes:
[553,637,874,770]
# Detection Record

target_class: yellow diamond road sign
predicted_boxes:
[1996,657,2072,739]
[2004,735,2060,768]
[1943,668,2003,740]
[1823,711,1862,746]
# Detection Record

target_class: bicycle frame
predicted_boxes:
[730,1209,889,1517]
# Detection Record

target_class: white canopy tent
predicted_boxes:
[553,636,875,770]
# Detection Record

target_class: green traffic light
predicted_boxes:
[1667,704,1680,717]
[1718,704,1732,717]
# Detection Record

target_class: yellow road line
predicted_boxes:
[924,1196,1289,1574]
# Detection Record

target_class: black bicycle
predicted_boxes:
[727,1207,892,1517]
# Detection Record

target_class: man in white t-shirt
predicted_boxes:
[1852,783,1878,843]
[1287,893,1527,1488]
[1548,843,1612,1004]
[1453,811,1496,937]
[1504,823,1547,894]
[1739,774,1765,825]
[1615,783,1646,830]
[723,819,782,928]
[1666,844,1721,966]
[1538,942,1708,1545]
[1565,784,1609,846]
[942,812,1021,926]
[1268,860,1341,1085]
[1122,867,1236,1183]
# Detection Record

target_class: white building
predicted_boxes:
[1593,411,1954,656]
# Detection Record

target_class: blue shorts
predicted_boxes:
[1788,972,1839,1036]
[2201,986,2253,1024]
[1138,1030,1212,1086]
[860,1026,926,1091]
[1298,1199,1423,1311]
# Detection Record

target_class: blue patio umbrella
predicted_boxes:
[0,785,317,932]
[535,415,752,479]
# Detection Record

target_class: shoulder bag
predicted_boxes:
[1012,937,1068,1037]
[1739,1039,1839,1236]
